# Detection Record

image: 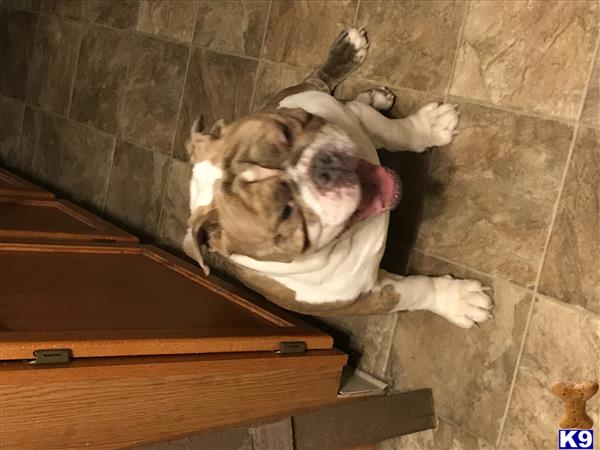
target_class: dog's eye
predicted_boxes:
[281,203,293,221]
[281,124,293,142]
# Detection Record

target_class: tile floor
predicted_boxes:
[0,1,598,449]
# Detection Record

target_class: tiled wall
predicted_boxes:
[0,1,598,449]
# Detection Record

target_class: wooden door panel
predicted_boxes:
[0,167,54,199]
[0,242,332,360]
[0,198,137,243]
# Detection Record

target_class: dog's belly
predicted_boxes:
[230,91,389,304]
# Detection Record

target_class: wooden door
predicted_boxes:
[0,242,332,360]
[0,198,138,243]
[0,167,54,199]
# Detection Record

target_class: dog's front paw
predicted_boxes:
[432,276,493,329]
[410,102,460,151]
[330,27,369,66]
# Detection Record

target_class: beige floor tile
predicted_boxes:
[451,1,599,120]
[70,25,131,134]
[320,313,397,380]
[0,9,37,101]
[105,140,169,237]
[262,0,356,69]
[356,1,467,94]
[582,53,599,128]
[416,101,573,288]
[378,417,494,450]
[84,0,140,30]
[4,0,41,12]
[27,14,83,116]
[252,61,307,111]
[173,48,257,160]
[157,157,192,253]
[132,426,252,450]
[0,95,25,165]
[119,34,189,153]
[539,126,599,313]
[251,418,294,450]
[388,251,532,443]
[500,295,599,450]
[40,0,83,20]
[137,0,199,43]
[194,1,269,58]
[17,106,114,210]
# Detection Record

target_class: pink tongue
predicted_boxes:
[351,160,400,225]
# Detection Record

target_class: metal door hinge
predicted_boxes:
[29,349,72,365]
[276,341,307,355]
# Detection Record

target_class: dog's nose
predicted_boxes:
[310,152,355,188]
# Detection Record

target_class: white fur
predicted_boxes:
[231,214,387,303]
[287,126,361,249]
[344,27,369,64]
[189,161,223,211]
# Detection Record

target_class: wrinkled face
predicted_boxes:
[185,108,400,270]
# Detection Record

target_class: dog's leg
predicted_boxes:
[306,27,369,92]
[346,99,460,152]
[325,271,493,328]
[381,271,493,328]
[264,28,369,109]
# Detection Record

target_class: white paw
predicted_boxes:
[431,276,493,329]
[410,102,460,151]
[356,86,395,112]
[345,27,369,63]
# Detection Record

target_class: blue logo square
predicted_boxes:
[559,429,594,449]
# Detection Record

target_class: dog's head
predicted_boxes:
[183,108,400,274]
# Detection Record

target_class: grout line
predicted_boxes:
[154,156,173,243]
[496,23,600,448]
[155,4,203,237]
[352,0,361,26]
[578,25,600,127]
[65,21,84,118]
[169,5,200,156]
[410,247,534,292]
[24,11,42,106]
[537,294,600,318]
[197,44,260,63]
[249,0,273,112]
[134,28,193,48]
[23,101,113,137]
[11,98,28,168]
[436,414,494,444]
[447,93,580,126]
[101,27,137,215]
[444,0,470,100]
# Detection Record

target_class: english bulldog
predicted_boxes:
[183,28,493,328]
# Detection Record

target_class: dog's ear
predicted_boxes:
[183,206,230,276]
[186,117,228,163]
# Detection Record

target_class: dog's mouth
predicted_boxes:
[346,159,401,229]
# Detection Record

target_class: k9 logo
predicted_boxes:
[559,429,594,449]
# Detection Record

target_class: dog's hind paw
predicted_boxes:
[432,276,494,329]
[330,27,370,66]
[355,86,395,113]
